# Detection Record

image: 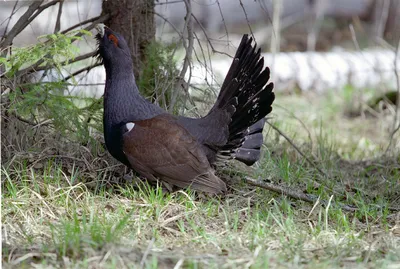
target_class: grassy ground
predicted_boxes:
[2,90,400,268]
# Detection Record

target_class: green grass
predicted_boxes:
[2,92,400,268]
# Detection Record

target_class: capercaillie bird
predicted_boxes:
[96,25,275,194]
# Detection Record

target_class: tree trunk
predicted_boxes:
[102,0,155,80]
[385,0,400,43]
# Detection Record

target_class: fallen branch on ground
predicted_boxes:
[242,176,399,213]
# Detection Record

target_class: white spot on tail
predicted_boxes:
[126,122,135,132]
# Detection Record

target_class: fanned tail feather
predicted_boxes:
[213,35,275,165]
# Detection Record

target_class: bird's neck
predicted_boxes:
[102,62,164,164]
[103,63,163,128]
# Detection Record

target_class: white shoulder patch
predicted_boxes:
[126,122,135,132]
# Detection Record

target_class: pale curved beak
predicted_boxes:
[96,23,106,38]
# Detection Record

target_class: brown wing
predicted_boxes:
[122,114,227,194]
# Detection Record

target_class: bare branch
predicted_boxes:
[0,0,45,49]
[34,0,66,83]
[155,0,183,5]
[270,0,282,53]
[216,0,229,42]
[192,31,213,82]
[375,0,391,40]
[17,81,104,88]
[153,12,183,38]
[266,121,329,178]
[307,0,327,51]
[244,177,316,203]
[10,112,38,126]
[274,103,314,150]
[1,0,19,40]
[63,62,102,82]
[170,0,194,113]
[349,24,361,51]
[181,0,194,79]
[386,37,400,153]
[190,15,231,57]
[14,12,108,77]
[63,14,110,40]
[243,177,358,212]
[2,0,62,50]
[238,0,254,39]
[16,51,97,78]
[54,0,65,34]
[1,3,108,78]
[60,14,110,35]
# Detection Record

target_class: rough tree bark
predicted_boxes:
[102,0,155,80]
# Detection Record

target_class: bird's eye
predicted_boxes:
[108,34,119,47]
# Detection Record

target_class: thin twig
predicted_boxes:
[155,0,184,5]
[1,0,19,41]
[216,0,229,42]
[63,62,102,82]
[17,81,104,87]
[37,0,65,84]
[192,31,215,90]
[190,14,231,57]
[243,177,357,212]
[60,14,110,35]
[0,1,44,49]
[170,0,194,113]
[8,112,53,128]
[270,0,282,53]
[258,1,308,42]
[15,15,108,77]
[181,0,194,113]
[238,0,254,40]
[16,51,96,77]
[153,12,183,38]
[54,0,64,34]
[244,177,315,203]
[10,113,37,126]
[375,0,390,40]
[9,0,61,45]
[140,238,155,269]
[349,24,361,51]
[274,103,314,150]
[386,37,400,153]
[266,121,328,178]
[307,0,327,51]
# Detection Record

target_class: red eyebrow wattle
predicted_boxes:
[108,34,118,46]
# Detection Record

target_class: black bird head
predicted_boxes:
[95,24,131,67]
